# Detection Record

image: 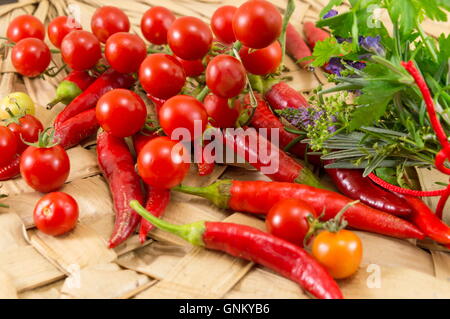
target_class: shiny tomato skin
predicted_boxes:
[11,38,51,77]
[91,6,130,43]
[312,229,363,279]
[96,89,147,138]
[20,144,70,193]
[211,5,237,44]
[7,114,44,153]
[139,53,186,100]
[266,198,317,247]
[141,6,175,45]
[7,14,45,42]
[61,30,101,71]
[159,95,208,141]
[137,136,190,189]
[175,56,205,77]
[33,192,79,236]
[203,93,238,128]
[47,16,82,48]
[232,0,282,49]
[167,16,213,60]
[0,126,17,167]
[239,41,282,75]
[105,32,146,73]
[206,55,246,98]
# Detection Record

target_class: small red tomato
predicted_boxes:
[159,95,208,141]
[7,114,43,153]
[96,89,147,138]
[141,6,175,45]
[206,55,246,98]
[232,0,282,49]
[239,41,282,75]
[137,136,190,189]
[139,53,186,100]
[61,30,101,71]
[7,14,45,42]
[91,6,130,43]
[175,56,205,77]
[33,192,79,236]
[211,5,237,44]
[204,93,239,128]
[20,142,70,193]
[105,32,146,73]
[167,16,213,60]
[11,38,51,77]
[0,126,17,167]
[47,16,82,48]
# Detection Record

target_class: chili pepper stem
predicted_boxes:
[130,200,206,246]
[172,180,232,208]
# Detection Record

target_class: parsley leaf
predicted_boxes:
[310,37,353,67]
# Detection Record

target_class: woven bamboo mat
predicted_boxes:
[0,0,449,299]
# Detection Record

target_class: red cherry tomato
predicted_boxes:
[7,14,45,42]
[33,192,79,236]
[90,6,130,43]
[206,55,246,98]
[139,53,186,100]
[204,93,239,128]
[0,126,17,167]
[20,143,70,193]
[7,114,44,153]
[137,136,190,189]
[167,16,213,60]
[239,41,282,75]
[141,6,175,45]
[11,38,50,77]
[232,0,282,49]
[96,89,147,138]
[266,198,317,247]
[159,95,208,141]
[61,30,101,71]
[211,5,237,44]
[105,32,146,73]
[175,56,205,77]
[47,16,82,48]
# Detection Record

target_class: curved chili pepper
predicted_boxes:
[54,69,135,128]
[0,155,20,181]
[130,200,343,299]
[286,23,312,68]
[264,81,309,111]
[48,70,97,108]
[139,187,171,243]
[97,131,144,248]
[303,21,330,50]
[173,180,425,240]
[54,108,99,149]
[326,168,413,216]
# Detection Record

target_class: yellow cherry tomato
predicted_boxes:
[0,92,35,120]
[312,229,363,279]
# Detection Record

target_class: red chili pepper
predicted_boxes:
[48,70,97,108]
[303,21,330,50]
[54,108,99,149]
[174,180,425,240]
[221,128,324,188]
[130,200,343,299]
[264,81,309,111]
[0,155,20,181]
[196,142,215,176]
[326,168,413,216]
[146,93,166,115]
[132,129,159,155]
[286,23,312,68]
[400,195,450,245]
[139,187,171,243]
[54,69,135,128]
[97,131,144,248]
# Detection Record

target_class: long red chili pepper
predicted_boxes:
[130,200,343,299]
[54,108,99,149]
[264,81,309,111]
[286,23,312,68]
[97,131,144,248]
[54,69,135,128]
[303,21,330,50]
[48,70,97,108]
[0,155,20,181]
[326,168,413,216]
[173,180,425,240]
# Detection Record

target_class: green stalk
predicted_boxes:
[172,180,232,208]
[195,86,210,102]
[279,0,296,62]
[417,22,438,63]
